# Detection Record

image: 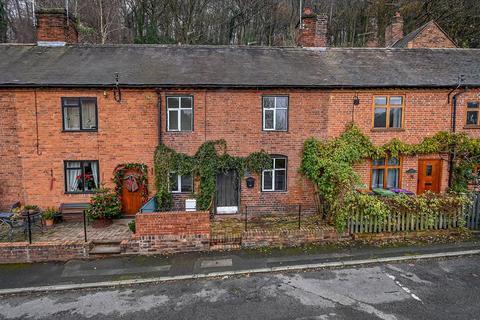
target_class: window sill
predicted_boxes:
[463,125,480,129]
[65,191,95,195]
[165,131,194,133]
[370,128,405,132]
[262,130,289,133]
[261,190,288,193]
[62,130,98,133]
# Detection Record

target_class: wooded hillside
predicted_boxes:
[1,0,479,47]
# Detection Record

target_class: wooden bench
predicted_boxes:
[60,203,89,222]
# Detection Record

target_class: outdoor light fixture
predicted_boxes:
[246,177,255,189]
[353,95,360,105]
[406,168,417,174]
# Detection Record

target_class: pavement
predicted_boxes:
[0,238,479,293]
[0,254,479,319]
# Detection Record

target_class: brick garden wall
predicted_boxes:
[241,226,350,248]
[0,241,91,264]
[129,211,210,253]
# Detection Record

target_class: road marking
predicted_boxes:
[386,273,422,302]
[0,249,478,295]
[200,259,233,268]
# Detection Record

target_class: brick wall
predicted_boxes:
[131,211,210,253]
[0,92,24,210]
[407,22,457,48]
[0,241,90,264]
[36,10,78,44]
[2,87,480,212]
[1,89,158,209]
[241,226,350,248]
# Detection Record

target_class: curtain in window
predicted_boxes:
[64,107,80,130]
[372,169,384,189]
[66,162,81,192]
[81,100,96,129]
[387,168,400,188]
[91,162,99,189]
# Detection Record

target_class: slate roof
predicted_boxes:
[391,21,457,48]
[0,44,478,88]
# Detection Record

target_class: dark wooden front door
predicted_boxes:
[216,170,239,214]
[417,159,442,194]
[121,169,144,216]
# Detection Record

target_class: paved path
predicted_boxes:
[0,255,479,319]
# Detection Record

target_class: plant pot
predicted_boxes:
[91,218,113,228]
[44,219,54,227]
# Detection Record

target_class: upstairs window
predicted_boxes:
[170,173,193,193]
[373,96,404,129]
[263,96,288,131]
[262,156,287,191]
[64,160,99,193]
[371,157,401,189]
[62,97,97,131]
[167,96,193,131]
[466,102,480,126]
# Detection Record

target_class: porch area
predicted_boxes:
[0,219,133,243]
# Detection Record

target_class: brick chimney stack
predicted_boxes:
[385,11,404,47]
[36,8,78,46]
[297,7,328,47]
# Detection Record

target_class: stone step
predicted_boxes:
[210,244,241,251]
[91,239,123,246]
[89,245,122,255]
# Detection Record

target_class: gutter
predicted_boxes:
[0,84,479,90]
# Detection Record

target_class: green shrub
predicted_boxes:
[42,207,58,220]
[85,188,121,220]
[128,220,136,233]
[336,191,469,232]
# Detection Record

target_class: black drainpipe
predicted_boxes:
[447,75,466,187]
[156,88,162,145]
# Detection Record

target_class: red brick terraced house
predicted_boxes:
[0,8,479,216]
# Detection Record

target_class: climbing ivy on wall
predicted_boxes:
[154,140,271,211]
[301,124,480,230]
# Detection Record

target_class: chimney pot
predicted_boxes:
[36,8,78,46]
[296,9,328,47]
[303,7,313,16]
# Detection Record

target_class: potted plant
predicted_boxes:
[85,188,121,228]
[22,205,40,215]
[42,207,58,227]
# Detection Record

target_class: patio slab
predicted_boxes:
[0,219,133,243]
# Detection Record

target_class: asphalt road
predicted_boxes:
[0,256,478,320]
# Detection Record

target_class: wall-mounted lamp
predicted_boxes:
[406,168,417,174]
[246,177,255,189]
[113,72,122,103]
[353,95,360,106]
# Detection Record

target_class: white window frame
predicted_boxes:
[262,96,288,131]
[262,157,287,191]
[170,173,193,193]
[167,96,193,132]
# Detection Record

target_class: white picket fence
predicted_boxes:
[348,211,462,234]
